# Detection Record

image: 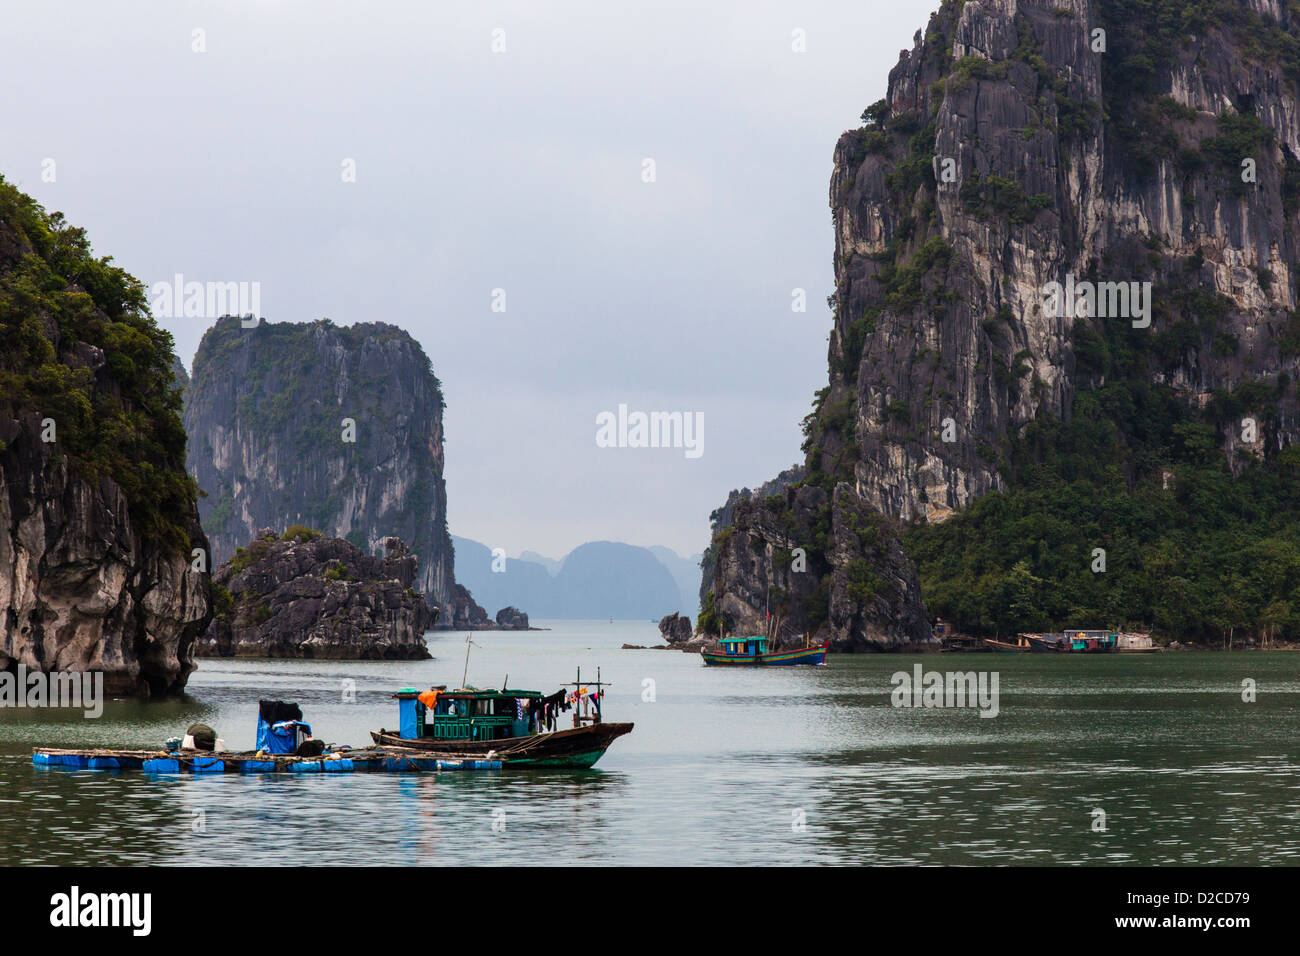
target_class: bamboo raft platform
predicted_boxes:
[33,746,502,774]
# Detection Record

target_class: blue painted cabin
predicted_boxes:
[395,686,544,742]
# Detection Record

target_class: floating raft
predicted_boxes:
[33,747,501,774]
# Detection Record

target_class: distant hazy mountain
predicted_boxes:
[453,537,684,620]
[452,536,556,617]
[519,550,561,576]
[648,546,703,619]
[557,542,682,620]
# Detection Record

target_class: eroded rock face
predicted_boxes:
[702,480,932,651]
[448,584,491,629]
[184,317,465,621]
[0,179,211,695]
[702,0,1299,648]
[657,612,693,643]
[831,0,1299,522]
[495,606,530,629]
[200,530,434,659]
[0,424,211,693]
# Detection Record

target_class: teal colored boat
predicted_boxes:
[1027,629,1119,653]
[701,635,829,666]
[368,670,632,768]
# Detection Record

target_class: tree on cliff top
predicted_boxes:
[0,175,198,553]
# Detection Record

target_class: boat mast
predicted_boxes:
[560,666,610,728]
[461,634,475,688]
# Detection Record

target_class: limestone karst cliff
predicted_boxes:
[831,0,1298,522]
[703,0,1300,646]
[699,466,933,650]
[0,177,211,694]
[183,317,473,624]
[200,528,435,659]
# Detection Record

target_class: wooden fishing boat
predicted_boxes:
[701,635,828,666]
[369,721,633,768]
[371,669,632,769]
[983,637,1031,652]
[1028,630,1119,653]
[1064,630,1117,653]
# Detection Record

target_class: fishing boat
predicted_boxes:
[983,636,1032,653]
[701,634,828,666]
[369,667,632,769]
[1027,630,1118,653]
[1064,630,1117,653]
[702,591,828,666]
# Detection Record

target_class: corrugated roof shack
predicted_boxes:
[1116,632,1156,652]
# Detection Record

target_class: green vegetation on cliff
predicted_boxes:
[907,295,1300,643]
[833,1,1300,645]
[0,175,197,551]
[705,0,1300,647]
[1100,0,1300,175]
[191,317,444,457]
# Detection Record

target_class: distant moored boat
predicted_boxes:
[1027,630,1118,653]
[701,635,828,666]
[983,636,1032,652]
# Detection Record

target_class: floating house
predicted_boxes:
[1116,632,1157,652]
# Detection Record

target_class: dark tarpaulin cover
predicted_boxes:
[259,700,303,723]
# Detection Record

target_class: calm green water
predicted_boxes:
[1,622,1298,865]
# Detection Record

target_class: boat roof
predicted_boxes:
[395,687,543,700]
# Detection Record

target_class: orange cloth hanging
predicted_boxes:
[417,690,439,710]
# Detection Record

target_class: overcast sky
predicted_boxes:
[2,0,938,560]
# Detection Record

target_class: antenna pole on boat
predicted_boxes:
[461,634,474,688]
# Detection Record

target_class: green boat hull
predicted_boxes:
[508,749,607,769]
[369,721,633,769]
